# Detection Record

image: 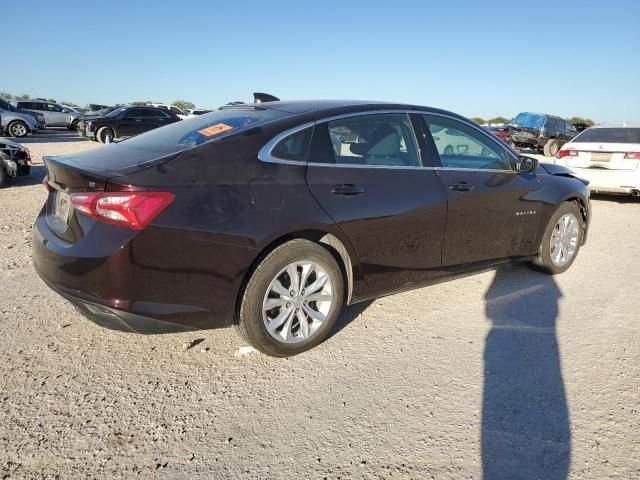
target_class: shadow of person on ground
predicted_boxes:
[482,266,570,480]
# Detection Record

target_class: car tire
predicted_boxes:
[7,120,28,138]
[96,126,114,144]
[236,239,345,357]
[543,139,559,157]
[69,120,79,131]
[0,167,6,188]
[528,201,583,275]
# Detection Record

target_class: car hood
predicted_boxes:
[538,162,590,186]
[0,137,28,151]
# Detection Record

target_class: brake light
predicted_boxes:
[624,152,640,159]
[70,191,174,230]
[557,149,579,159]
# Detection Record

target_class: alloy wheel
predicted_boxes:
[262,261,334,344]
[549,213,579,267]
[10,123,27,137]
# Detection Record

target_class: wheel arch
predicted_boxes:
[233,229,356,325]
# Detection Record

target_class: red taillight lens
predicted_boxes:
[43,174,50,191]
[70,192,174,230]
[624,152,640,159]
[557,149,579,159]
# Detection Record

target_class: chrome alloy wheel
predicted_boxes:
[550,213,579,267]
[10,122,27,137]
[262,261,334,344]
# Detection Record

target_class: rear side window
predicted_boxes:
[123,109,141,119]
[574,128,640,144]
[309,113,420,167]
[120,108,290,149]
[271,127,312,162]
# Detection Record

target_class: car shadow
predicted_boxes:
[482,266,570,480]
[17,130,87,144]
[590,193,640,204]
[328,300,374,339]
[8,164,47,187]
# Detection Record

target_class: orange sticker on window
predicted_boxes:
[198,123,233,137]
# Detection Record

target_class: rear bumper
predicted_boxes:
[31,206,242,334]
[564,167,640,194]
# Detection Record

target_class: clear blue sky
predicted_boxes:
[5,0,639,122]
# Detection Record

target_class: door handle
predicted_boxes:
[331,184,365,196]
[449,182,475,192]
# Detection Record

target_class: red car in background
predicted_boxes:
[484,125,512,143]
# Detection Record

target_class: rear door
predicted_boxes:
[45,103,67,126]
[420,114,542,266]
[139,108,163,133]
[305,112,448,296]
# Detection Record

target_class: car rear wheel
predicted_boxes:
[7,121,28,138]
[236,239,344,357]
[97,126,114,144]
[543,139,559,157]
[528,202,583,274]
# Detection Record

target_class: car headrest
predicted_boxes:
[367,127,400,156]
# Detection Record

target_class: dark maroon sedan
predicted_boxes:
[33,100,591,356]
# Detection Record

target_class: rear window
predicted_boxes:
[120,108,290,149]
[574,128,640,144]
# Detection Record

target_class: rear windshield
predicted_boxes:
[574,128,640,144]
[120,108,290,149]
[512,113,547,130]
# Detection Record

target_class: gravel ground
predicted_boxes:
[1,131,639,479]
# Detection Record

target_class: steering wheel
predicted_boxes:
[443,144,454,155]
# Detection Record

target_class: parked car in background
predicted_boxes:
[88,104,110,112]
[0,107,39,137]
[510,112,577,156]
[33,100,591,356]
[0,137,31,187]
[484,125,512,142]
[83,106,181,143]
[61,105,86,114]
[76,106,124,135]
[148,104,191,119]
[556,125,640,196]
[14,100,82,130]
[184,108,212,116]
[572,122,590,133]
[0,98,46,130]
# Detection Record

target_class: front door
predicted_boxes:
[305,112,448,297]
[420,114,542,267]
[118,108,144,137]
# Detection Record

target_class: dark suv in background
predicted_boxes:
[82,106,181,143]
[510,112,577,156]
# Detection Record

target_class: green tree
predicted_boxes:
[488,116,510,125]
[172,100,195,110]
[470,117,486,125]
[0,91,12,100]
[567,116,594,127]
[17,94,30,100]
[131,101,150,106]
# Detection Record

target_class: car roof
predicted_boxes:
[220,99,465,120]
[590,123,640,128]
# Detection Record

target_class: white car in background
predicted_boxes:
[148,103,192,120]
[555,125,640,196]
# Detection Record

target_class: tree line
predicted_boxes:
[0,92,196,111]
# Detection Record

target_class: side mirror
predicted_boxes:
[517,155,539,173]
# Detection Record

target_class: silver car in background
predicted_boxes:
[0,107,39,137]
[13,100,81,130]
[0,98,46,130]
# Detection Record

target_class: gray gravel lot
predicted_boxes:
[1,130,639,479]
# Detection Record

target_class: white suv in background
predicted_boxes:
[148,104,192,120]
[555,125,640,197]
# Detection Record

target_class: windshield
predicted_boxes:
[105,107,127,118]
[512,113,547,130]
[573,128,640,144]
[121,108,291,149]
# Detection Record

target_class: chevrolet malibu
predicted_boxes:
[33,100,591,356]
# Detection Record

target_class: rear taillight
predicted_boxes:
[624,152,640,159]
[70,191,174,230]
[43,174,51,191]
[557,149,579,159]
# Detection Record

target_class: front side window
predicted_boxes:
[423,116,512,170]
[310,113,420,167]
[123,109,140,119]
[139,109,157,118]
[47,104,63,112]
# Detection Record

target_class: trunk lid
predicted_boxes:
[562,142,640,171]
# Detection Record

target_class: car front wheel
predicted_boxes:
[528,202,583,274]
[236,239,344,357]
[543,139,559,157]
[7,120,28,138]
[96,126,114,144]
